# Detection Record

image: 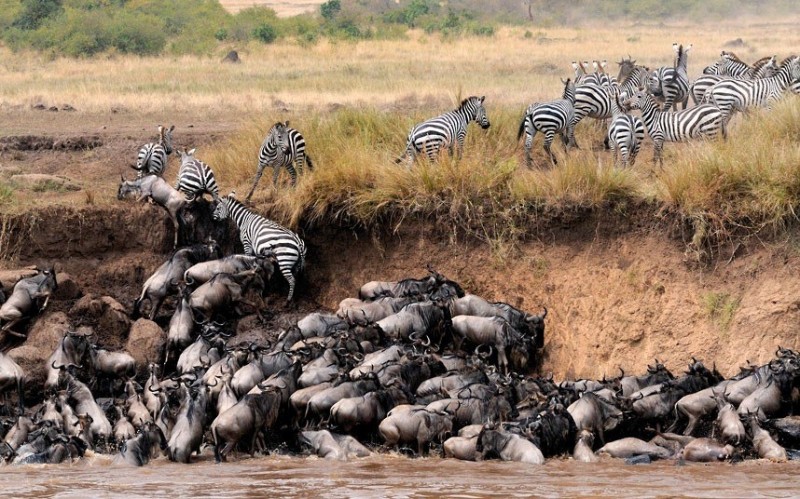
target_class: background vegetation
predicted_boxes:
[0,0,798,57]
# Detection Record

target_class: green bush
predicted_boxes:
[109,12,166,55]
[253,23,277,44]
[12,0,62,30]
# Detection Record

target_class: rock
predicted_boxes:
[61,104,76,111]
[8,311,72,387]
[126,319,165,372]
[9,173,81,192]
[0,267,38,294]
[69,294,131,349]
[222,50,240,63]
[53,272,82,301]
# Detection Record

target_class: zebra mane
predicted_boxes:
[721,51,745,64]
[778,55,798,69]
[457,96,483,110]
[751,56,773,71]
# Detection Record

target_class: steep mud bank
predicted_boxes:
[3,204,799,380]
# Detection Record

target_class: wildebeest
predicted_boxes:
[596,437,673,459]
[117,174,188,249]
[451,316,529,374]
[678,438,734,462]
[378,405,453,455]
[748,414,787,461]
[167,383,209,463]
[133,242,219,320]
[188,269,265,323]
[45,331,91,390]
[475,424,544,464]
[572,430,599,463]
[211,386,282,462]
[119,422,167,466]
[183,253,276,288]
[358,266,463,302]
[0,352,25,412]
[567,391,623,444]
[0,266,58,350]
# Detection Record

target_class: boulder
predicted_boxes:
[126,319,165,372]
[53,272,82,301]
[222,50,240,63]
[8,311,71,388]
[69,294,131,349]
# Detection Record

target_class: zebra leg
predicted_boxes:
[611,142,618,167]
[653,138,664,168]
[245,165,266,202]
[272,165,281,187]
[287,164,298,187]
[524,129,536,168]
[544,130,557,166]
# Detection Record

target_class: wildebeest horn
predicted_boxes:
[148,385,162,394]
[352,352,364,362]
[420,335,431,347]
[476,344,493,359]
[207,378,219,388]
[51,361,65,370]
[541,307,547,318]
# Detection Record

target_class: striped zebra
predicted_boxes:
[791,78,800,95]
[246,121,313,201]
[623,87,726,167]
[518,79,576,167]
[704,56,800,122]
[607,90,645,168]
[571,65,651,148]
[396,95,490,166]
[134,125,174,178]
[648,43,692,112]
[212,192,306,302]
[691,54,778,104]
[175,149,220,202]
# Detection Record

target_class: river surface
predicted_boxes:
[3,453,799,498]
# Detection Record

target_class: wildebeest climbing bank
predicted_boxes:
[2,14,800,496]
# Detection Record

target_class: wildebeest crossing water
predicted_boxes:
[2,256,800,497]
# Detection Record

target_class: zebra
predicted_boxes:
[607,89,645,168]
[518,79,576,167]
[703,56,800,123]
[571,64,650,148]
[246,121,313,201]
[212,192,306,302]
[691,54,778,105]
[134,125,174,178]
[396,95,490,166]
[648,43,692,112]
[175,149,220,203]
[623,87,726,167]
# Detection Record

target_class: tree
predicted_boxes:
[12,0,63,30]
[320,0,341,22]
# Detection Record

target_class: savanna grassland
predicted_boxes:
[5,21,798,247]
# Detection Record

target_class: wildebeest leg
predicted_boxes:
[682,416,698,436]
[148,296,165,321]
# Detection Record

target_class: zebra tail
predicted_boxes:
[516,114,527,142]
[305,154,314,171]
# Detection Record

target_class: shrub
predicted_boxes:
[253,23,277,44]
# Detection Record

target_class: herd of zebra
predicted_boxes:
[519,43,800,168]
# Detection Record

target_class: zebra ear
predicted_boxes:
[188,148,196,155]
[686,44,693,52]
[169,125,175,132]
[284,120,290,127]
[479,96,485,103]
[228,190,236,199]
[158,125,163,133]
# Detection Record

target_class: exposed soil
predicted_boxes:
[1,108,799,383]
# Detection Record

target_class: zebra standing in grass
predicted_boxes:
[246,121,313,201]
[623,87,726,167]
[212,192,306,302]
[691,54,778,105]
[704,56,800,122]
[396,95,490,166]
[134,125,174,178]
[518,79,576,167]
[607,89,645,168]
[571,64,650,148]
[175,149,220,202]
[648,43,692,112]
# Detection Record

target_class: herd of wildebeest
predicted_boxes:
[0,243,799,467]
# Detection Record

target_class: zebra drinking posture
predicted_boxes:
[246,121,313,201]
[607,90,645,168]
[623,88,726,167]
[212,193,306,302]
[396,95,490,166]
[175,149,220,202]
[134,125,174,178]
[648,43,692,112]
[518,79,576,167]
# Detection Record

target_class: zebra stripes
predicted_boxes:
[212,193,306,302]
[623,88,726,167]
[518,79,576,167]
[396,95,490,165]
[175,149,220,202]
[704,56,800,121]
[607,90,645,168]
[648,43,692,112]
[246,121,313,200]
[135,125,174,178]
[691,55,779,104]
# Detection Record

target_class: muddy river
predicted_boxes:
[3,453,799,498]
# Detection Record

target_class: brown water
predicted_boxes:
[3,454,799,498]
